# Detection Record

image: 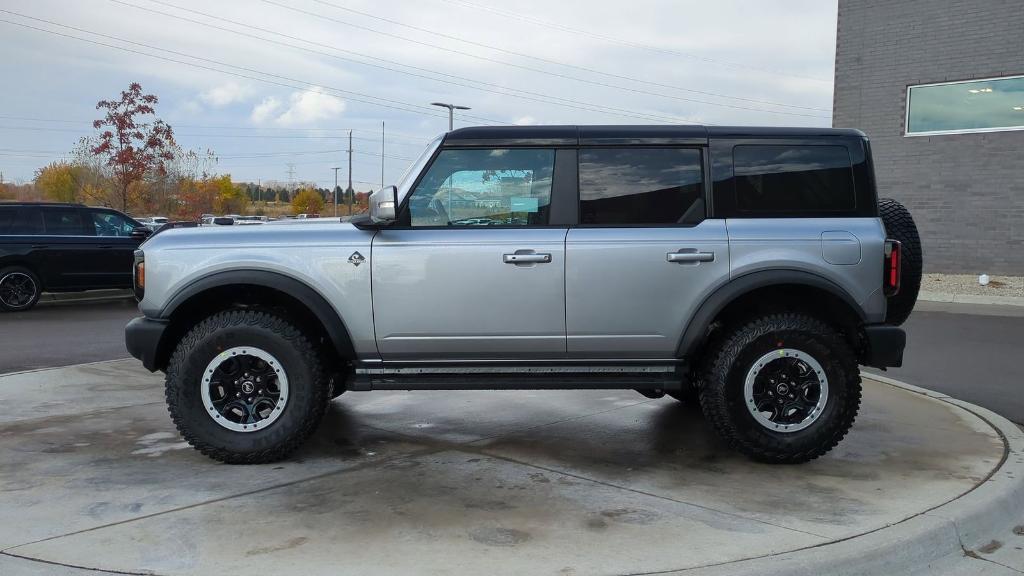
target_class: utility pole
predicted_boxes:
[330,167,341,217]
[381,121,385,189]
[431,102,471,131]
[346,130,355,216]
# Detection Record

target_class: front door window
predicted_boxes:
[405,148,555,227]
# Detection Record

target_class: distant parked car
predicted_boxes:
[0,202,149,311]
[235,216,267,225]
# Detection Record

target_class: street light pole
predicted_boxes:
[331,167,341,217]
[431,102,471,130]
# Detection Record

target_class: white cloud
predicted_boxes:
[250,96,282,124]
[199,82,252,107]
[514,116,536,125]
[249,87,346,127]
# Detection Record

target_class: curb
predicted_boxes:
[680,374,1024,575]
[919,289,1024,308]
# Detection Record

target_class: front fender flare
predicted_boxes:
[160,269,356,360]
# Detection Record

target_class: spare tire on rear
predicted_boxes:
[878,198,922,325]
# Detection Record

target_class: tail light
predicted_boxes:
[883,239,901,296]
[133,250,145,301]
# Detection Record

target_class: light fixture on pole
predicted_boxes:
[331,167,341,217]
[431,102,471,130]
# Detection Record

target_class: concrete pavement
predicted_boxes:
[1,360,1021,575]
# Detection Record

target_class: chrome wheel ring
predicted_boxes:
[201,347,289,433]
[0,272,37,309]
[743,348,829,433]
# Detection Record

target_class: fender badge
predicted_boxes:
[348,251,365,266]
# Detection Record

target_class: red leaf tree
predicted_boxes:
[91,82,175,212]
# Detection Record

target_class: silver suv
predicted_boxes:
[125,125,922,465]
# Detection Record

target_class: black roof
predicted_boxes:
[443,125,865,146]
[0,202,85,207]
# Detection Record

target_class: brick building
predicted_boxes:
[833,0,1024,274]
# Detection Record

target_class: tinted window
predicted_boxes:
[0,208,44,235]
[407,148,554,227]
[579,148,703,225]
[42,208,89,235]
[0,207,14,234]
[92,210,136,237]
[734,145,854,213]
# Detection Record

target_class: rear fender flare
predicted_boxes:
[676,269,866,358]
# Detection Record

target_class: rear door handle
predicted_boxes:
[31,244,49,250]
[503,253,552,264]
[667,250,715,263]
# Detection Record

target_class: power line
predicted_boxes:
[312,0,831,109]
[0,11,505,126]
[0,115,431,144]
[265,0,830,118]
[435,0,833,83]
[112,0,709,125]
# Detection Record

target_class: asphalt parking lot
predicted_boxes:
[4,297,1022,424]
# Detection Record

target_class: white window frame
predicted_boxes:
[904,74,1024,137]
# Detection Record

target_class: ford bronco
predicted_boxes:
[125,125,921,464]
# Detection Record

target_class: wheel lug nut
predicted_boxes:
[236,392,241,397]
[248,397,253,402]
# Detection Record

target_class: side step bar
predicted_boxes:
[346,370,682,392]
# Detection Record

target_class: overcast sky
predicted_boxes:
[0,0,838,190]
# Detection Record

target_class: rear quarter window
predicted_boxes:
[733,145,855,214]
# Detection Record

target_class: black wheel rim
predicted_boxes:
[201,347,289,432]
[0,273,36,309]
[744,349,829,432]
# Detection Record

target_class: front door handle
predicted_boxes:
[667,250,715,263]
[503,253,552,264]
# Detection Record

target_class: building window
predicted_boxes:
[906,75,1024,136]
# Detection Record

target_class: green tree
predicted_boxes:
[291,188,324,215]
[34,161,81,203]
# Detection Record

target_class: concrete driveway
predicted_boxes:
[2,360,1021,575]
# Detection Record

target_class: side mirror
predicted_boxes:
[369,185,398,225]
[131,226,153,241]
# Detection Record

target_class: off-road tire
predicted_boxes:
[879,198,922,326]
[699,313,861,464]
[0,266,42,312]
[165,309,329,464]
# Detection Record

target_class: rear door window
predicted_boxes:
[733,145,855,213]
[0,207,15,234]
[578,148,704,225]
[42,208,91,235]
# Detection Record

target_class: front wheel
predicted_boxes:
[699,313,861,464]
[165,309,329,464]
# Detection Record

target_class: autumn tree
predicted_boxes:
[212,175,247,214]
[291,188,324,215]
[90,82,175,212]
[34,162,82,203]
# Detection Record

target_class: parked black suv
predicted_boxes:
[0,202,145,311]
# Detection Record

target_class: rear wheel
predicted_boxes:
[0,266,42,312]
[165,309,329,464]
[699,313,861,463]
[879,198,922,325]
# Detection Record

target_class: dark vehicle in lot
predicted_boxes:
[0,202,146,311]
